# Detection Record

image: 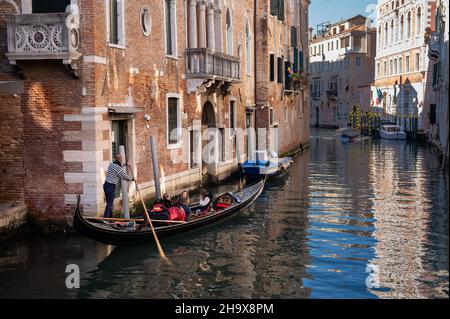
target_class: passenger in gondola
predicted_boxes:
[195,189,213,217]
[161,193,174,209]
[177,191,192,221]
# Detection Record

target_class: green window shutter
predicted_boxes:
[291,26,297,47]
[293,47,298,71]
[270,0,278,16]
[277,56,283,84]
[299,50,304,70]
[270,54,275,81]
[278,0,285,21]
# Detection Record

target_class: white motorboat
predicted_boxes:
[379,125,407,140]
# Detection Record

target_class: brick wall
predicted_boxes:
[0,94,24,202]
[0,1,24,203]
[0,0,308,222]
[255,0,310,154]
[19,61,82,218]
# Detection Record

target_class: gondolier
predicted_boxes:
[103,154,134,218]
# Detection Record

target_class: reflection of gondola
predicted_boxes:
[74,178,266,246]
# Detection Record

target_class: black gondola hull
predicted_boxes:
[73,178,265,246]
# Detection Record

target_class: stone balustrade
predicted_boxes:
[6,12,81,65]
[186,48,240,82]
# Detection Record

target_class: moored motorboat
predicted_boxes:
[379,124,407,140]
[73,178,266,246]
[241,151,293,177]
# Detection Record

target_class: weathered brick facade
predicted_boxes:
[0,0,310,223]
[255,0,310,155]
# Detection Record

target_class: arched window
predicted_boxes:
[400,15,404,40]
[378,26,382,48]
[245,21,251,74]
[390,20,394,44]
[395,16,399,42]
[407,11,412,38]
[416,7,422,35]
[226,9,233,56]
[385,22,388,46]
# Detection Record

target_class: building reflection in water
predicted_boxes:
[0,129,447,299]
[367,140,449,299]
[76,156,312,299]
[304,131,377,298]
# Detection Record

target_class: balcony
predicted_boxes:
[6,13,81,65]
[326,90,338,101]
[185,48,240,93]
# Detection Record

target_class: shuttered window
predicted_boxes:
[293,48,298,71]
[284,61,292,90]
[299,50,304,70]
[270,54,275,81]
[270,0,278,16]
[278,0,285,21]
[291,26,297,47]
[270,0,285,21]
[277,57,283,84]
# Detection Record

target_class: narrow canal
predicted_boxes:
[0,129,448,299]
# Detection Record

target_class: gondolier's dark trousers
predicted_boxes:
[103,182,116,218]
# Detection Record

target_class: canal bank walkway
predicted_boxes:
[0,202,27,241]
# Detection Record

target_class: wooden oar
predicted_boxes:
[130,170,167,260]
[86,217,186,224]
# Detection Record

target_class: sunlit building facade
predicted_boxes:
[309,15,376,128]
[372,0,437,137]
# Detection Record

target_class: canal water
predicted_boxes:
[0,129,448,299]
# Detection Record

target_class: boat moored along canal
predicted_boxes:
[73,178,266,246]
[379,125,407,140]
[241,151,293,178]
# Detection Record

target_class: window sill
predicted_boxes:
[108,43,126,50]
[167,143,182,150]
[166,54,179,61]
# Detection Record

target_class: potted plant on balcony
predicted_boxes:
[287,67,308,89]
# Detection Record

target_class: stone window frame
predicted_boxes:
[139,5,152,37]
[105,0,126,49]
[166,93,182,150]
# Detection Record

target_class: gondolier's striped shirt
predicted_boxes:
[105,162,133,186]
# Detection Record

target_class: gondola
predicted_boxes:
[73,177,266,246]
